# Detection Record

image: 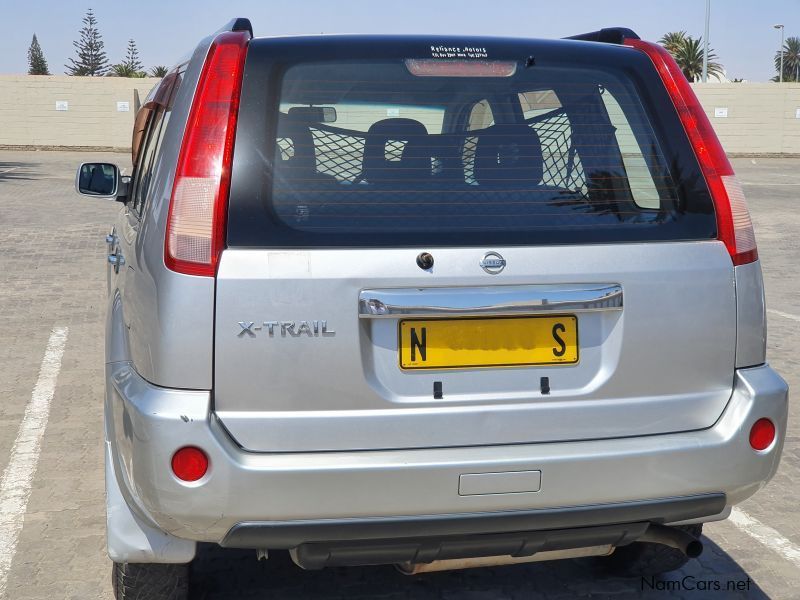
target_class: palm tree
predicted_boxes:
[108,63,145,77]
[774,36,800,82]
[660,33,724,81]
[149,65,168,77]
[658,31,688,54]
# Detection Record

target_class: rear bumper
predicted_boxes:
[105,362,787,547]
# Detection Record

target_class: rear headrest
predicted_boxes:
[275,116,317,173]
[474,124,543,186]
[363,118,430,184]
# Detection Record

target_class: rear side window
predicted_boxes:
[130,108,165,215]
[130,68,184,217]
[228,42,715,248]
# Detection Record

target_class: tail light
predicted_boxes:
[624,39,758,266]
[165,30,250,277]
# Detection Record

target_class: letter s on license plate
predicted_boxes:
[399,315,578,370]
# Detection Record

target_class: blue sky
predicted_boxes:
[0,0,796,81]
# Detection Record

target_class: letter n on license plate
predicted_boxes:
[399,316,578,370]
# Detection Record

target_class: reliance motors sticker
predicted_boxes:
[430,45,488,59]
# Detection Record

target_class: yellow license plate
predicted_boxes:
[399,315,578,370]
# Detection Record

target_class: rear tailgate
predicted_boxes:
[213,36,735,452]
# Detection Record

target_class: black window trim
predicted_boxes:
[227,37,717,249]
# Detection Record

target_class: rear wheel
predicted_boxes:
[602,524,703,577]
[112,562,189,600]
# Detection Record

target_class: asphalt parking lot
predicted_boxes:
[0,150,798,600]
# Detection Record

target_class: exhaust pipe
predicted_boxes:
[638,524,703,558]
[397,545,613,575]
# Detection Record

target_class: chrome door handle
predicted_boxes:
[358,284,623,319]
[108,252,125,272]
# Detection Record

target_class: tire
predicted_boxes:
[112,562,190,600]
[601,524,703,577]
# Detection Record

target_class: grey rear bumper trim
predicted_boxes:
[220,493,725,549]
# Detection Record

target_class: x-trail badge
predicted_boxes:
[237,320,335,337]
[480,252,506,274]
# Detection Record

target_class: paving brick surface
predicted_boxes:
[0,152,798,599]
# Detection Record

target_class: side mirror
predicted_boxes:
[75,162,124,201]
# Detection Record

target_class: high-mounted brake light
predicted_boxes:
[405,59,517,78]
[165,30,250,277]
[624,38,757,266]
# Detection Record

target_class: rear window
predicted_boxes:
[228,39,716,247]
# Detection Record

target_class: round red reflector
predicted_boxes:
[171,447,208,481]
[749,419,776,451]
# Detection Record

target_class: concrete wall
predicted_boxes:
[1,76,800,155]
[0,75,159,151]
[691,83,800,155]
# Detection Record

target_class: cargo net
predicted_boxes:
[311,127,367,182]
[275,129,367,182]
[527,109,587,194]
[275,108,587,193]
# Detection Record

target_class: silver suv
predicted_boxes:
[76,20,788,599]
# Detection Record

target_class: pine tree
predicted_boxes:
[27,34,50,75]
[111,39,145,77]
[65,8,109,76]
[123,39,143,73]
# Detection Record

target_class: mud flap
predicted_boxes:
[105,441,196,564]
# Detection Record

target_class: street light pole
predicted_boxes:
[774,24,785,83]
[702,0,710,82]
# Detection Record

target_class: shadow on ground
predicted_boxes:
[0,161,41,182]
[189,536,768,599]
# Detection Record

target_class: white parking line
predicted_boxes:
[728,507,800,568]
[767,308,800,323]
[740,182,800,186]
[0,327,68,598]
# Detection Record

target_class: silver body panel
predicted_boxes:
[105,359,787,556]
[214,242,737,452]
[734,261,767,368]
[108,35,217,391]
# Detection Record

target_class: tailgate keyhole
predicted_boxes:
[416,252,434,270]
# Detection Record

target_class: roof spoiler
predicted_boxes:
[216,17,253,37]
[565,27,639,44]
